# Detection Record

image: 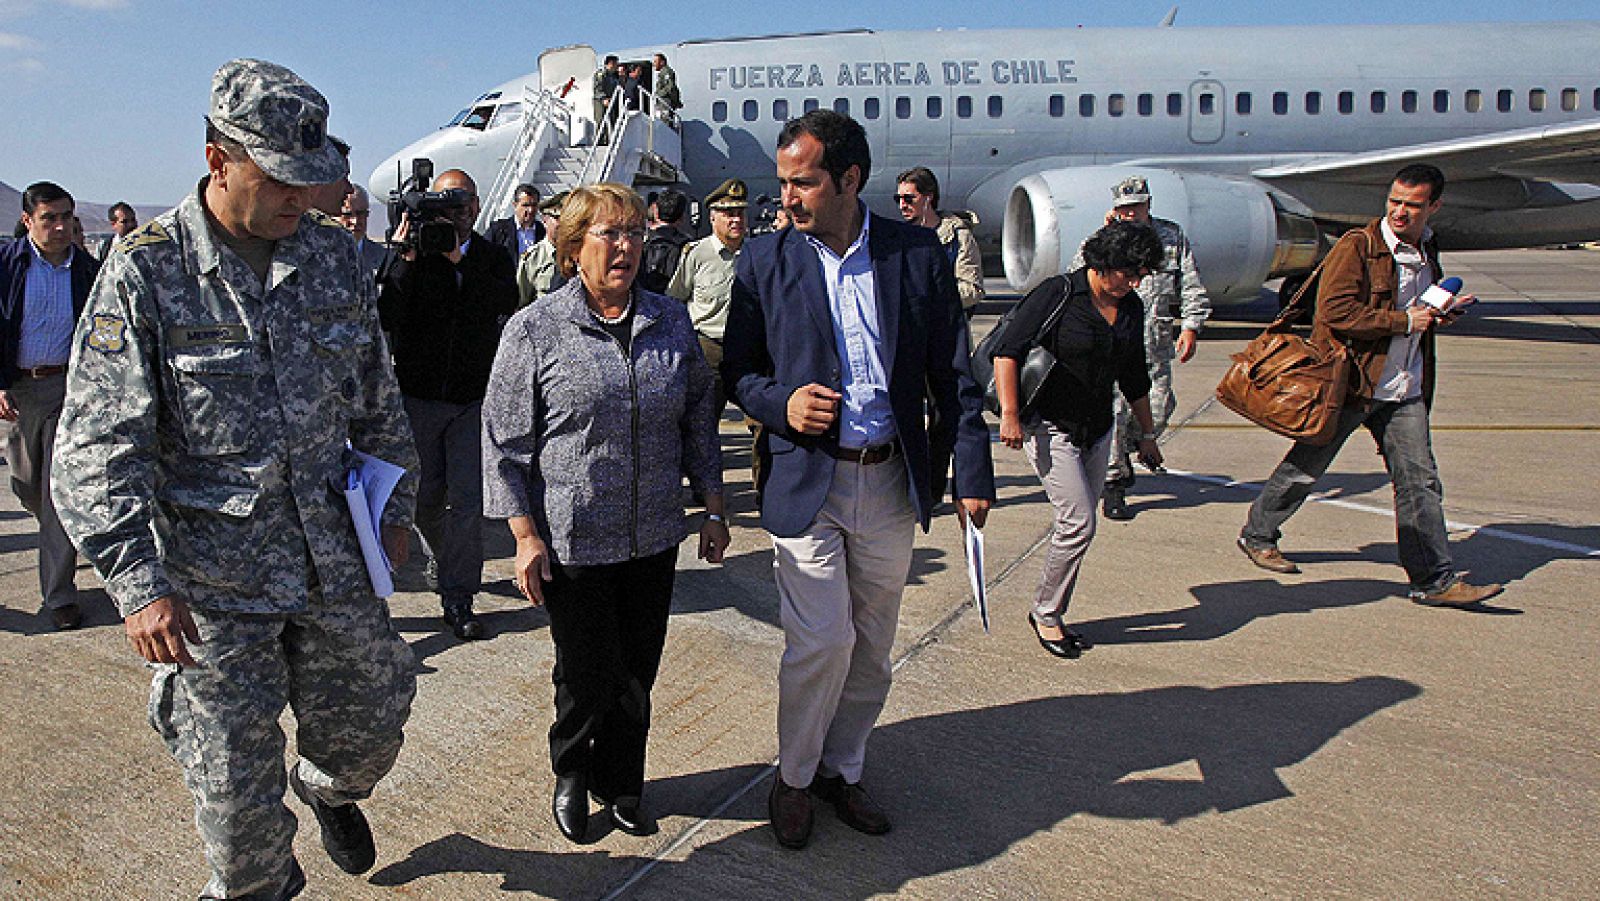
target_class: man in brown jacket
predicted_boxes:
[1237,164,1501,606]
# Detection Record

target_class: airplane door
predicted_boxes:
[1188,80,1224,144]
[540,44,598,121]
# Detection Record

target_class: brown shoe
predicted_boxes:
[768,776,814,849]
[810,774,892,835]
[1237,538,1300,574]
[1411,578,1504,607]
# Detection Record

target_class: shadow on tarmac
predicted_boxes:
[370,676,1419,898]
[1075,577,1400,646]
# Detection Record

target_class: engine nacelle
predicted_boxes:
[1001,166,1320,302]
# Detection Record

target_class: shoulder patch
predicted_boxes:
[308,209,341,228]
[118,221,172,252]
[85,314,128,354]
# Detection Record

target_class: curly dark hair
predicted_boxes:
[1080,219,1164,274]
[777,109,871,193]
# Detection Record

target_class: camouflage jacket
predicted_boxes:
[1072,215,1211,363]
[51,186,420,617]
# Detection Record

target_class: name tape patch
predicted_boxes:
[167,324,250,349]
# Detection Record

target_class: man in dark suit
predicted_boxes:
[378,169,519,641]
[339,185,391,281]
[0,182,100,629]
[722,110,995,849]
[485,183,544,262]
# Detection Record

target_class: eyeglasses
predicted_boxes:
[894,194,922,205]
[587,226,645,244]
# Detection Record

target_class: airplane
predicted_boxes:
[370,17,1600,303]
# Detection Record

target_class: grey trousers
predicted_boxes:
[1028,424,1113,628]
[4,372,76,609]
[150,591,416,899]
[771,457,914,787]
[403,396,484,603]
[1240,397,1455,593]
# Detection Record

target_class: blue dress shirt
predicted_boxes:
[804,205,896,449]
[17,241,76,369]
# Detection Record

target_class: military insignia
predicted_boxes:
[300,116,325,151]
[86,314,128,355]
[308,209,341,228]
[118,221,172,252]
[167,324,250,349]
[307,304,361,325]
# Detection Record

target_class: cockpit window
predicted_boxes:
[488,102,524,129]
[445,108,471,128]
[459,105,495,131]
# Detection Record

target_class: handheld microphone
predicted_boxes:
[1420,276,1465,311]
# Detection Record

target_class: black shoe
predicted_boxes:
[809,774,892,835]
[288,768,375,875]
[608,797,658,837]
[1101,486,1133,521]
[48,603,82,631]
[442,601,485,641]
[768,776,814,849]
[552,773,589,843]
[1027,613,1090,659]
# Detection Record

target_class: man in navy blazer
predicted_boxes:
[722,110,995,849]
[485,183,545,262]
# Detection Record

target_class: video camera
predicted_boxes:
[385,158,471,256]
[749,194,782,235]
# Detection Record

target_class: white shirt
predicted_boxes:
[1371,219,1432,403]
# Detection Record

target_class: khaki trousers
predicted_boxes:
[771,457,914,787]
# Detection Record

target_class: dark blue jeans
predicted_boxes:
[1241,397,1455,593]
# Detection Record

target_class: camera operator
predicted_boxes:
[378,168,518,640]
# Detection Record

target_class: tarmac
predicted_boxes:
[0,248,1596,899]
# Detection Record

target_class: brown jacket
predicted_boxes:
[1311,218,1443,406]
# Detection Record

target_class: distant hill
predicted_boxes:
[0,180,170,239]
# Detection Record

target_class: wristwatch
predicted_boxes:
[1140,433,1157,442]
[706,513,726,524]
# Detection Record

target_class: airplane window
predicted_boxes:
[1079,95,1095,117]
[1338,91,1354,114]
[743,99,758,122]
[1197,93,1214,116]
[460,105,494,131]
[712,100,728,122]
[957,96,973,119]
[1108,94,1126,117]
[927,96,942,119]
[445,108,470,128]
[773,98,789,120]
[1137,93,1153,116]
[1466,90,1482,112]
[1497,89,1513,112]
[1305,91,1321,115]
[988,95,1003,118]
[805,97,820,113]
[864,97,881,119]
[1529,89,1546,112]
[1236,92,1252,115]
[1370,91,1387,114]
[896,96,911,119]
[1049,94,1065,117]
[1594,88,1600,111]
[488,103,523,129]
[1402,91,1417,113]
[1166,93,1182,116]
[1434,90,1450,113]
[1272,92,1288,115]
[1560,88,1578,111]
[833,97,850,116]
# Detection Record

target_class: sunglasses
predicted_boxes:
[894,194,923,205]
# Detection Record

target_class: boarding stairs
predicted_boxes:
[478,81,683,230]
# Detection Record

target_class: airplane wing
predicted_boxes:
[1252,118,1600,187]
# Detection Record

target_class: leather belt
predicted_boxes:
[830,440,899,466]
[15,365,66,379]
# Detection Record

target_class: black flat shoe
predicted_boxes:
[609,798,658,837]
[552,774,589,843]
[1027,613,1089,659]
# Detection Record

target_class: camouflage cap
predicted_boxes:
[207,58,347,187]
[1111,175,1152,207]
[540,191,568,215]
[706,178,748,210]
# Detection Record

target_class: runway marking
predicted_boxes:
[1178,422,1600,432]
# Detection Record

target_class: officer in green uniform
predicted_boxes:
[52,58,421,900]
[668,177,747,419]
[516,190,567,306]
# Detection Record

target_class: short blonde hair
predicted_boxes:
[555,183,647,278]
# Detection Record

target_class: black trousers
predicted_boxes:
[544,548,676,802]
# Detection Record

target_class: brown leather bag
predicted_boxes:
[1215,253,1354,446]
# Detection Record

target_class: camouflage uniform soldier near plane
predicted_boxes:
[52,59,421,899]
[1072,176,1210,520]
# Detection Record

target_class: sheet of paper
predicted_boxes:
[964,518,989,633]
[343,448,406,598]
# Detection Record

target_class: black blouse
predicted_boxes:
[992,269,1151,447]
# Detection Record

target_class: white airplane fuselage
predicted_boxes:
[374,21,1600,301]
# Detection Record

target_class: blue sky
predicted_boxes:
[0,0,1593,212]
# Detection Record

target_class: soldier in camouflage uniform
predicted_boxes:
[1072,175,1211,520]
[51,59,420,900]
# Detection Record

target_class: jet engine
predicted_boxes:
[1001,166,1321,303]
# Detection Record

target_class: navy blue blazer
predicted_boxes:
[722,213,995,538]
[486,216,545,262]
[0,238,99,390]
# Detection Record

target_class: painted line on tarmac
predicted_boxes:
[1178,422,1600,432]
[1163,467,1600,558]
